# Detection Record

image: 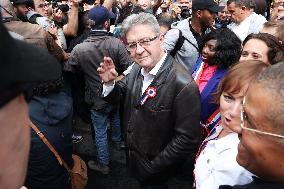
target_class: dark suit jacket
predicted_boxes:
[105,54,201,183]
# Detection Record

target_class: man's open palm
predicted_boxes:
[97,57,118,83]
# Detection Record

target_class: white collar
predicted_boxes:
[141,52,167,77]
[238,13,253,26]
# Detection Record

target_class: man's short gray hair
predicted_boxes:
[121,13,160,37]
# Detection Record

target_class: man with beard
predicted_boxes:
[10,0,31,21]
[164,0,223,72]
[226,0,266,41]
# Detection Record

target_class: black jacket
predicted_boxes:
[105,55,201,183]
[68,30,132,110]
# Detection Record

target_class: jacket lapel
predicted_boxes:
[139,54,173,106]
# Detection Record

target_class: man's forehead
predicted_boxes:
[126,24,156,41]
[34,0,45,4]
[227,1,237,8]
[245,82,270,116]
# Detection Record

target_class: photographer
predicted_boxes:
[26,0,67,49]
[178,0,192,20]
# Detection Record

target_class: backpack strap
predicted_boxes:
[170,29,199,57]
[170,29,185,57]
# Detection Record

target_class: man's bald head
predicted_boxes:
[251,62,284,135]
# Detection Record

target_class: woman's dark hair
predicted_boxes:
[201,28,242,70]
[243,33,284,65]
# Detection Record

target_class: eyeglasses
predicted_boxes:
[38,4,48,8]
[240,97,284,139]
[126,36,158,51]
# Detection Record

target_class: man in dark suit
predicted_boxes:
[98,12,201,189]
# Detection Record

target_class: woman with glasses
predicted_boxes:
[194,60,268,189]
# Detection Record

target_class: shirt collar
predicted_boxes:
[141,52,167,77]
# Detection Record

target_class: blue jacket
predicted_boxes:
[192,56,227,131]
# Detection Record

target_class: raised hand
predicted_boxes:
[97,57,118,84]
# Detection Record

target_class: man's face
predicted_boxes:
[227,2,243,24]
[218,6,228,21]
[178,0,190,8]
[237,83,284,181]
[34,0,49,17]
[0,95,30,188]
[137,0,151,10]
[199,9,217,28]
[14,4,29,20]
[160,0,171,10]
[126,24,164,72]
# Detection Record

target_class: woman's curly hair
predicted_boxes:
[201,28,242,70]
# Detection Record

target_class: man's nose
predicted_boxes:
[135,43,144,54]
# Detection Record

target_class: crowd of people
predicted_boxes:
[1,0,284,188]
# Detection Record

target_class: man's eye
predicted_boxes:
[140,39,151,45]
[128,43,136,49]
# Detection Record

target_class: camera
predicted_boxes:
[51,0,70,13]
[180,6,191,19]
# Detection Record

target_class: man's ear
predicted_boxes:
[159,33,164,41]
[196,10,202,18]
[241,5,247,12]
[103,20,109,28]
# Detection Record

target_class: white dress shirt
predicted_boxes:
[102,53,167,97]
[194,126,254,189]
[231,14,252,42]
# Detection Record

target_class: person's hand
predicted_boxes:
[171,5,181,17]
[71,0,82,7]
[48,25,58,38]
[63,52,71,60]
[52,9,63,22]
[273,0,283,8]
[97,57,118,85]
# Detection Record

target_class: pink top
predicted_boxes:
[197,63,218,93]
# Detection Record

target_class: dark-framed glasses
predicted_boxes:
[126,36,158,51]
[240,97,284,139]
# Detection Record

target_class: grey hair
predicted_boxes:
[121,13,160,37]
[227,0,255,9]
